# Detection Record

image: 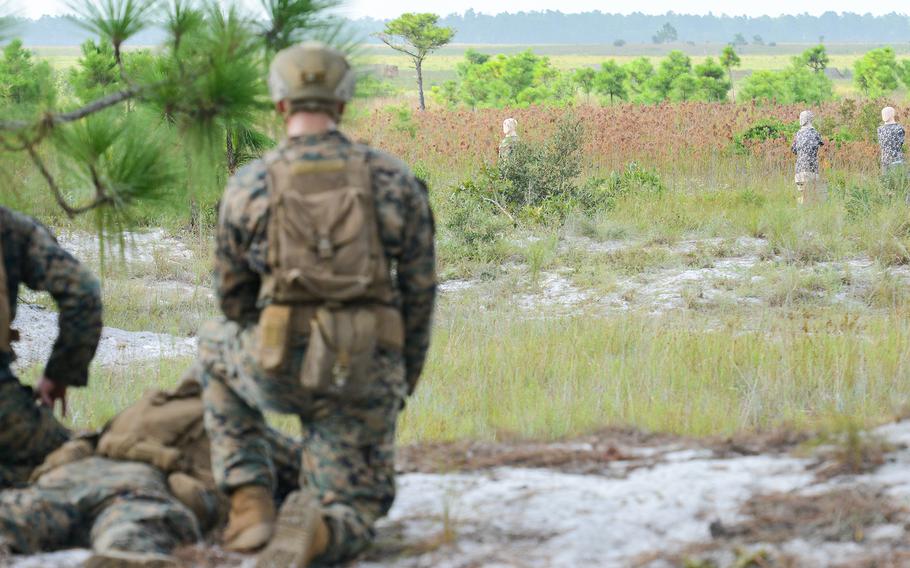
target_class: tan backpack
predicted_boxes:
[256,147,403,397]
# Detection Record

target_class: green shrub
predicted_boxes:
[731,118,799,155]
[497,114,584,209]
[354,73,399,99]
[578,162,666,212]
[440,187,512,264]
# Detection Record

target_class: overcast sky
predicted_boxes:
[12,0,910,19]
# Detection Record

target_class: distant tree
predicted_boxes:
[668,73,698,101]
[68,39,120,102]
[464,48,489,65]
[452,49,571,109]
[594,60,627,104]
[376,13,455,110]
[797,45,829,73]
[854,47,900,98]
[693,57,731,101]
[572,67,596,103]
[652,22,677,44]
[732,33,748,46]
[613,39,626,47]
[899,60,910,89]
[624,57,655,102]
[739,63,833,104]
[783,65,834,104]
[752,34,764,45]
[0,39,55,106]
[651,50,691,100]
[720,45,741,99]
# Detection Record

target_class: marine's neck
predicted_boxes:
[286,113,337,138]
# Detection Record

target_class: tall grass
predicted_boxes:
[400,302,910,442]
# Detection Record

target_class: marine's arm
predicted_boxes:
[394,176,437,394]
[16,215,101,387]
[215,162,269,326]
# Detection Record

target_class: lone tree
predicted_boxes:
[376,13,455,111]
[720,45,741,99]
[799,45,830,73]
[572,67,596,103]
[594,60,627,105]
[652,22,677,45]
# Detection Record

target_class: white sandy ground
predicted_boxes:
[42,228,910,316]
[55,229,195,266]
[12,421,910,567]
[11,304,197,371]
[11,230,910,566]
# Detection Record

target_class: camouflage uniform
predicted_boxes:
[0,381,303,557]
[499,134,519,161]
[201,130,436,564]
[0,206,102,488]
[0,457,200,556]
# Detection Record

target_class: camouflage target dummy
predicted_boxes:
[790,110,827,206]
[199,42,437,566]
[0,206,102,488]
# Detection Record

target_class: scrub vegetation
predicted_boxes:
[3,7,910,444]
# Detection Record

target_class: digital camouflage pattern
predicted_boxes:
[0,457,200,556]
[0,206,102,488]
[790,125,824,175]
[878,122,905,168]
[203,129,436,563]
[499,134,519,161]
[0,379,303,558]
[214,130,436,389]
[0,206,102,386]
[0,382,70,488]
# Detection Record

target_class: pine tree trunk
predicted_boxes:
[416,59,426,111]
[729,69,735,101]
[226,129,237,175]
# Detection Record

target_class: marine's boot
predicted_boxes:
[84,551,178,568]
[255,490,329,568]
[223,485,277,552]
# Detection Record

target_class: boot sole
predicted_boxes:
[255,490,321,568]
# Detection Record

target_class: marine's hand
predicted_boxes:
[35,376,68,417]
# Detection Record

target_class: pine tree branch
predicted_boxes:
[23,139,112,218]
[0,86,144,132]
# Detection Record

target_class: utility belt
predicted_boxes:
[257,302,403,398]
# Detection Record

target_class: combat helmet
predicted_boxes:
[268,41,356,119]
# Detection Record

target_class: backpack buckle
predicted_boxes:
[317,237,333,260]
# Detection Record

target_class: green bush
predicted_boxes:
[731,118,799,155]
[498,114,584,209]
[578,162,666,212]
[440,187,512,263]
[354,73,399,99]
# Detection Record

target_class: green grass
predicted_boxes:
[399,303,910,442]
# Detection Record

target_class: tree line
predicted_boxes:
[350,10,910,45]
[423,45,910,109]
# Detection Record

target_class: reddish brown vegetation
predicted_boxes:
[350,102,901,179]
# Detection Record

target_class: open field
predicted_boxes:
[33,42,910,98]
[8,101,910,441]
[8,37,910,564]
